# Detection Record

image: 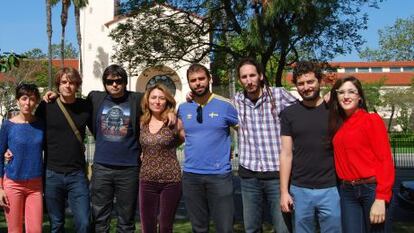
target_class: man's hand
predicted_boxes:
[0,189,9,207]
[323,91,331,103]
[4,149,13,163]
[186,92,194,102]
[370,199,386,224]
[43,91,58,103]
[280,192,294,213]
[165,111,177,127]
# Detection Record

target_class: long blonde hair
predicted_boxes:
[140,84,176,125]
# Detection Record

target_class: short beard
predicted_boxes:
[191,87,209,97]
[301,89,320,101]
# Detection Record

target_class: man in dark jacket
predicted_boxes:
[87,64,143,233]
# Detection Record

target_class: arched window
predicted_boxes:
[146,75,176,95]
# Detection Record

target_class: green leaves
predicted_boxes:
[359,15,414,61]
[0,52,22,73]
[113,0,381,87]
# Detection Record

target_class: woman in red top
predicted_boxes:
[328,76,394,233]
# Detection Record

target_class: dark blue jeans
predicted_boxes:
[45,169,91,233]
[340,183,391,233]
[91,163,139,233]
[240,177,292,233]
[182,172,234,233]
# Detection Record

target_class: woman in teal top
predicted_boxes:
[0,83,44,233]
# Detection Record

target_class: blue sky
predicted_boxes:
[1,0,413,61]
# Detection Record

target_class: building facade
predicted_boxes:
[79,0,209,103]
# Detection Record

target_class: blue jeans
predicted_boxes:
[240,177,291,233]
[45,169,91,233]
[339,183,391,233]
[91,163,139,233]
[290,185,341,233]
[182,172,234,233]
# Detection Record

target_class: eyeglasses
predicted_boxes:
[336,89,359,97]
[104,79,124,86]
[196,105,203,123]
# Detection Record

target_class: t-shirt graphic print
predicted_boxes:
[100,101,131,142]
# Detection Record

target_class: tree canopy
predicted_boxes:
[359,15,414,61]
[382,81,414,133]
[110,0,381,86]
[21,43,79,59]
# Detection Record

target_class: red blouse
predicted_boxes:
[333,109,395,202]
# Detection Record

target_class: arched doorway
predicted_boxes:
[136,65,182,98]
[146,74,177,96]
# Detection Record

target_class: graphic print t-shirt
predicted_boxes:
[94,94,139,166]
[100,100,130,142]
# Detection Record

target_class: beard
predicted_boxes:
[191,86,209,97]
[300,89,320,101]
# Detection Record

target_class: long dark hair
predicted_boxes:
[328,76,368,139]
[236,57,277,121]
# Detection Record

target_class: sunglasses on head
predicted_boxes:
[196,105,203,123]
[104,79,124,85]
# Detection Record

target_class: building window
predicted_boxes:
[344,67,356,73]
[403,67,414,72]
[146,75,176,96]
[357,67,369,73]
[371,67,382,73]
[390,67,401,72]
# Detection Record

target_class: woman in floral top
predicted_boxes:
[139,84,185,233]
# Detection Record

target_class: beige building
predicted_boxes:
[79,0,209,103]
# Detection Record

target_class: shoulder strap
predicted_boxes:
[56,98,85,150]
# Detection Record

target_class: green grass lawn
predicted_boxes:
[0,213,413,233]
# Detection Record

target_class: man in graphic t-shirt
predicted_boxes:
[87,64,143,233]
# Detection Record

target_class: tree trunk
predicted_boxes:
[61,28,66,68]
[46,0,53,90]
[74,5,83,76]
[274,48,287,87]
[61,0,70,67]
[388,105,395,133]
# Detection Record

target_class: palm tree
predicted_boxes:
[46,0,53,89]
[60,0,71,68]
[73,0,88,77]
[46,0,59,90]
